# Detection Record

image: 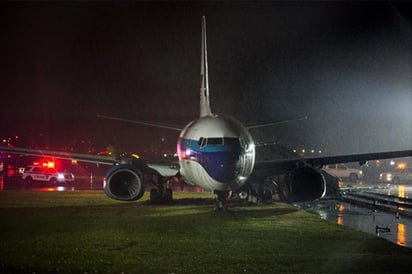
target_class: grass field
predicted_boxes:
[1,190,411,273]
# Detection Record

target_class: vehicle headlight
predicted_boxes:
[386,174,392,180]
[57,174,65,180]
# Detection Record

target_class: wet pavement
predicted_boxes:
[304,183,412,248]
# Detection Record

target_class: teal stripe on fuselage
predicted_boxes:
[178,137,242,183]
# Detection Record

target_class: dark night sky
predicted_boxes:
[0,2,411,155]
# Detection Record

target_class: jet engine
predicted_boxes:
[283,166,326,203]
[104,165,145,201]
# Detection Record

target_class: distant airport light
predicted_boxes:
[398,185,405,199]
[98,150,112,156]
[398,223,406,247]
[397,162,406,169]
[390,160,395,166]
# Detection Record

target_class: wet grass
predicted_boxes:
[0,190,412,273]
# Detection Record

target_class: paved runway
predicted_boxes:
[305,184,412,248]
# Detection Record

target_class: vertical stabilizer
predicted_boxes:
[200,16,213,117]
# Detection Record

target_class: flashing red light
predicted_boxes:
[34,161,55,169]
[45,161,55,168]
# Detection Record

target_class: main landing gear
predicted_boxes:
[214,190,231,211]
[149,177,174,204]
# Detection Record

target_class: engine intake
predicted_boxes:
[284,166,326,203]
[104,165,145,201]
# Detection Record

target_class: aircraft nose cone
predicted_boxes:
[203,152,240,183]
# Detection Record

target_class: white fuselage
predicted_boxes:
[177,115,255,192]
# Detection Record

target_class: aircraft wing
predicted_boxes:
[0,146,116,165]
[253,149,412,176]
[245,116,308,130]
[0,146,179,178]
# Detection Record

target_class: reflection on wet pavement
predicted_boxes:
[305,184,412,248]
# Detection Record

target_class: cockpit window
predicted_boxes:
[198,137,205,147]
[198,137,240,148]
[207,138,223,145]
[223,138,240,146]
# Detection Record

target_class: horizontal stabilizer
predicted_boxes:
[97,114,183,131]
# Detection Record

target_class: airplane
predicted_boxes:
[1,16,412,210]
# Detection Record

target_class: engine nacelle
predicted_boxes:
[104,165,145,201]
[283,166,326,203]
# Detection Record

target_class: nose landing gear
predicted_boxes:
[214,190,231,211]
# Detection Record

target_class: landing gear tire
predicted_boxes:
[263,189,273,204]
[238,191,249,200]
[150,188,160,203]
[214,191,229,211]
[165,188,173,204]
[150,187,173,204]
